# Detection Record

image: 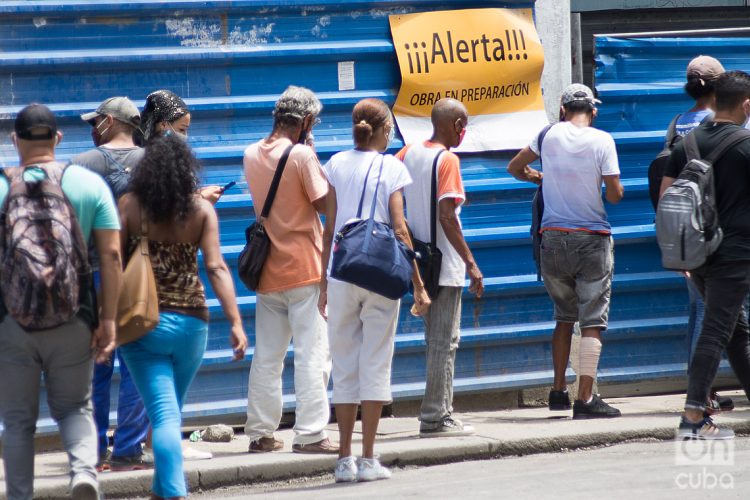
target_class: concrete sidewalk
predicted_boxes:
[3,391,749,499]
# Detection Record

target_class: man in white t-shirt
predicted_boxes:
[508,84,624,419]
[397,98,484,437]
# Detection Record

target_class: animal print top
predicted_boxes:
[127,237,209,321]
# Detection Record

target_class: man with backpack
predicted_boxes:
[507,84,624,419]
[659,71,750,439]
[0,104,122,499]
[72,97,154,472]
[649,56,733,413]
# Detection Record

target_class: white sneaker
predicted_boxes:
[334,456,358,483]
[70,473,99,500]
[357,457,391,482]
[183,445,213,460]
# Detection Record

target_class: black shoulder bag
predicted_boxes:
[411,151,444,299]
[238,144,295,291]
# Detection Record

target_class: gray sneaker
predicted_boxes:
[419,417,475,438]
[70,473,99,500]
[677,416,735,440]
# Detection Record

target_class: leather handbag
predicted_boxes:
[411,151,444,299]
[331,154,415,300]
[116,207,159,346]
[238,144,295,291]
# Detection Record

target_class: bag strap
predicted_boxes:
[704,128,750,164]
[363,155,385,253]
[429,150,443,248]
[139,205,150,256]
[536,124,553,165]
[259,143,295,221]
[97,147,130,172]
[356,153,381,219]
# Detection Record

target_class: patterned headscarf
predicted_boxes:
[140,90,189,141]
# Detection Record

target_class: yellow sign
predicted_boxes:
[389,8,547,152]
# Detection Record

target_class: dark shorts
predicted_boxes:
[540,230,614,329]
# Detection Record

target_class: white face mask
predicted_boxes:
[96,119,111,139]
[166,123,188,142]
[386,125,395,145]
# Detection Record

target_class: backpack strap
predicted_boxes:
[664,114,681,149]
[97,147,130,173]
[705,128,750,164]
[684,131,701,163]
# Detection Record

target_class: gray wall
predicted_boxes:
[536,0,572,122]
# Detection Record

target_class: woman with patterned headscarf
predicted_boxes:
[140,90,224,203]
[141,90,191,143]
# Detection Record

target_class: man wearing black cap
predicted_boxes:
[0,104,122,500]
[73,97,154,473]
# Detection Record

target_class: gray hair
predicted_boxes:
[272,85,322,127]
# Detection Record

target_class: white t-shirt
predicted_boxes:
[530,121,620,233]
[399,141,467,287]
[323,150,412,271]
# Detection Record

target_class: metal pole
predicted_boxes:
[571,12,584,84]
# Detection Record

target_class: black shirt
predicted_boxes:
[666,121,750,261]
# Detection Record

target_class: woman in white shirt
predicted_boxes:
[319,98,431,483]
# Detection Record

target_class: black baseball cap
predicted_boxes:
[14,104,58,141]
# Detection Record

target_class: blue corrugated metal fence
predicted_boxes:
[0,1,717,432]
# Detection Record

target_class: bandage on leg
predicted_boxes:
[578,336,602,379]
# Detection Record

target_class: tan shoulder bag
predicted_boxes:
[116,206,159,345]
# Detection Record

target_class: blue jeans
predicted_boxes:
[686,277,706,372]
[92,349,149,458]
[120,312,208,498]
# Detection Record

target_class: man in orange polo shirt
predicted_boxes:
[243,86,337,454]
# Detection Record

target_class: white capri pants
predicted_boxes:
[327,279,400,404]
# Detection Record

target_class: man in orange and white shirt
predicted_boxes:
[397,98,483,438]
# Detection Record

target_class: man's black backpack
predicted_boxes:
[530,124,553,281]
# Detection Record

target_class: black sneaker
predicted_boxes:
[109,451,155,472]
[548,389,571,411]
[712,392,734,411]
[572,394,621,419]
[419,417,475,438]
[677,416,734,440]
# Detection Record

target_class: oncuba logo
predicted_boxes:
[404,29,529,75]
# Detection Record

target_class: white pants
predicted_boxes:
[327,280,400,404]
[244,284,331,446]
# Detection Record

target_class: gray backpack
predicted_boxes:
[656,129,750,270]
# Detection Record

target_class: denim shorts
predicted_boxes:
[540,230,614,329]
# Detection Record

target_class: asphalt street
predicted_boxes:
[190,438,750,500]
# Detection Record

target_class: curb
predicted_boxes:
[28,419,750,499]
